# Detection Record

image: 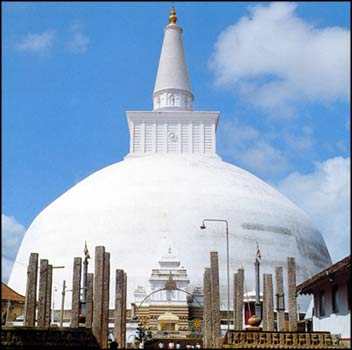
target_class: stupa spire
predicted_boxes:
[152,5,194,110]
[169,5,177,24]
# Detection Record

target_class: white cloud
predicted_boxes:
[240,141,290,178]
[210,2,350,115]
[1,214,26,282]
[218,119,290,178]
[276,157,350,263]
[284,125,314,151]
[66,22,89,53]
[16,30,54,52]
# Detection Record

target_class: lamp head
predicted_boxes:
[200,225,206,230]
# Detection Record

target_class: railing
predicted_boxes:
[223,330,343,349]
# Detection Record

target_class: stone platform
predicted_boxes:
[223,330,345,349]
[1,326,100,350]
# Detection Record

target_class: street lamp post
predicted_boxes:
[200,219,230,332]
[60,280,72,327]
[52,286,57,324]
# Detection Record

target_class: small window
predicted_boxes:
[318,289,325,317]
[332,284,339,314]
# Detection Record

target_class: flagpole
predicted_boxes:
[254,243,262,319]
[81,241,90,317]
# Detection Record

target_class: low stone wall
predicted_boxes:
[144,338,202,349]
[1,326,100,350]
[223,330,344,349]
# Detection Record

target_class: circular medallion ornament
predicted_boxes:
[168,132,178,142]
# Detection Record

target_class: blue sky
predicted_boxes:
[2,2,350,282]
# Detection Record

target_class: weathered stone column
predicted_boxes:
[101,252,110,349]
[262,273,267,331]
[287,257,298,331]
[131,303,136,320]
[210,251,221,346]
[114,269,125,348]
[234,268,244,330]
[45,264,53,326]
[122,273,127,348]
[263,274,274,331]
[71,257,82,328]
[86,273,94,328]
[24,253,39,326]
[203,268,212,349]
[254,257,262,319]
[233,272,237,330]
[93,246,105,346]
[275,266,285,331]
[37,259,49,327]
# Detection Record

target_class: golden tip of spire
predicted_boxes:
[169,5,177,24]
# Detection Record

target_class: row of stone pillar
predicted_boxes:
[23,247,127,350]
[233,257,297,332]
[24,253,53,327]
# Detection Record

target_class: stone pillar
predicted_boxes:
[233,272,237,330]
[203,268,212,349]
[254,258,261,319]
[210,251,221,346]
[114,269,125,348]
[86,273,94,328]
[122,273,127,348]
[210,252,221,345]
[45,264,53,326]
[234,268,244,330]
[37,259,49,327]
[101,252,110,349]
[262,273,267,331]
[275,267,285,331]
[263,274,274,331]
[287,257,298,331]
[93,246,105,346]
[131,303,136,320]
[24,253,39,326]
[71,257,82,328]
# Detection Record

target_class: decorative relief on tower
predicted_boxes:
[153,91,193,110]
[184,95,189,109]
[155,96,161,109]
[168,132,178,143]
[167,93,175,106]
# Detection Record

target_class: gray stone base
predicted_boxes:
[1,326,99,350]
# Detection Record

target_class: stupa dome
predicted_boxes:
[9,154,331,309]
[9,6,331,312]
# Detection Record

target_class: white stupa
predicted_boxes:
[9,6,331,312]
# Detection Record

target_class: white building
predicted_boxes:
[148,248,190,306]
[9,6,331,315]
[297,255,351,347]
[132,248,202,336]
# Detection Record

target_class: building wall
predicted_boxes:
[1,300,25,324]
[313,278,350,339]
[313,313,350,339]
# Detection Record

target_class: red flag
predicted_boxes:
[84,241,90,259]
[256,243,261,259]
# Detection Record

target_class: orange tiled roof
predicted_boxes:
[1,282,25,302]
